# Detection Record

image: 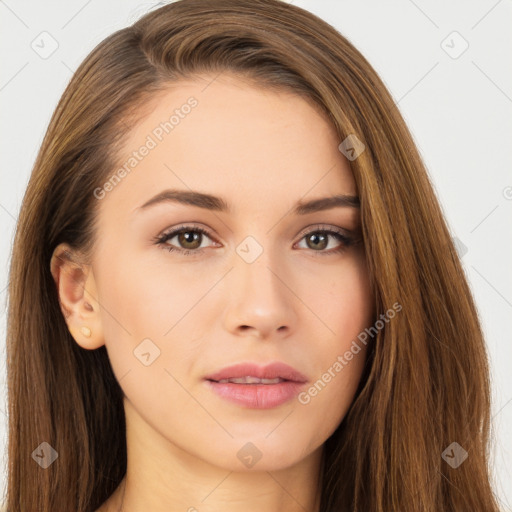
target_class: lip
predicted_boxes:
[204,362,308,409]
[205,362,308,383]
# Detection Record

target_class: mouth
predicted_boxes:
[211,376,287,384]
[204,362,308,409]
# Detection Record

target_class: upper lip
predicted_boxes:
[205,362,308,383]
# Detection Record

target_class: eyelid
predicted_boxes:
[158,223,215,239]
[295,223,351,240]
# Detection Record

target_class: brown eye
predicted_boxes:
[295,226,354,256]
[305,232,329,250]
[176,230,203,250]
[154,225,217,255]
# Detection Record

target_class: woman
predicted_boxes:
[4,0,500,510]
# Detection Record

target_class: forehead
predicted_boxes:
[99,73,357,217]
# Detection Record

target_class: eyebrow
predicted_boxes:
[136,189,360,215]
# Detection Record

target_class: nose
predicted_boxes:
[222,245,298,340]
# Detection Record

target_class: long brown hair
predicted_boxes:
[5,0,500,510]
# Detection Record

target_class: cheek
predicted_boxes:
[92,254,166,370]
[94,251,215,375]
[295,253,372,416]
[303,250,373,342]
[95,247,187,333]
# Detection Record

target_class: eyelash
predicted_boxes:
[152,223,357,258]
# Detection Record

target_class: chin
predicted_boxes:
[201,436,318,473]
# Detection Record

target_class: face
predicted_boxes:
[55,73,374,473]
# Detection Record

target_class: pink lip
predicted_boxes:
[204,362,308,409]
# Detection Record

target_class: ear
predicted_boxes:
[50,243,105,350]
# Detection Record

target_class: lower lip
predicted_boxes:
[205,380,306,409]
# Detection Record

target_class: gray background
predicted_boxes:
[1,0,511,508]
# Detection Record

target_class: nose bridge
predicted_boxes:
[236,235,287,305]
[238,238,281,293]
[222,234,297,337]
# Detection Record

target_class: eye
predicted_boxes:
[153,223,359,257]
[153,225,218,256]
[294,225,356,256]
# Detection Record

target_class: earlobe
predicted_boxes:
[50,243,105,350]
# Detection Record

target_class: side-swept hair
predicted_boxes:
[5,1,499,510]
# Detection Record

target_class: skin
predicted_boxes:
[51,73,374,512]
